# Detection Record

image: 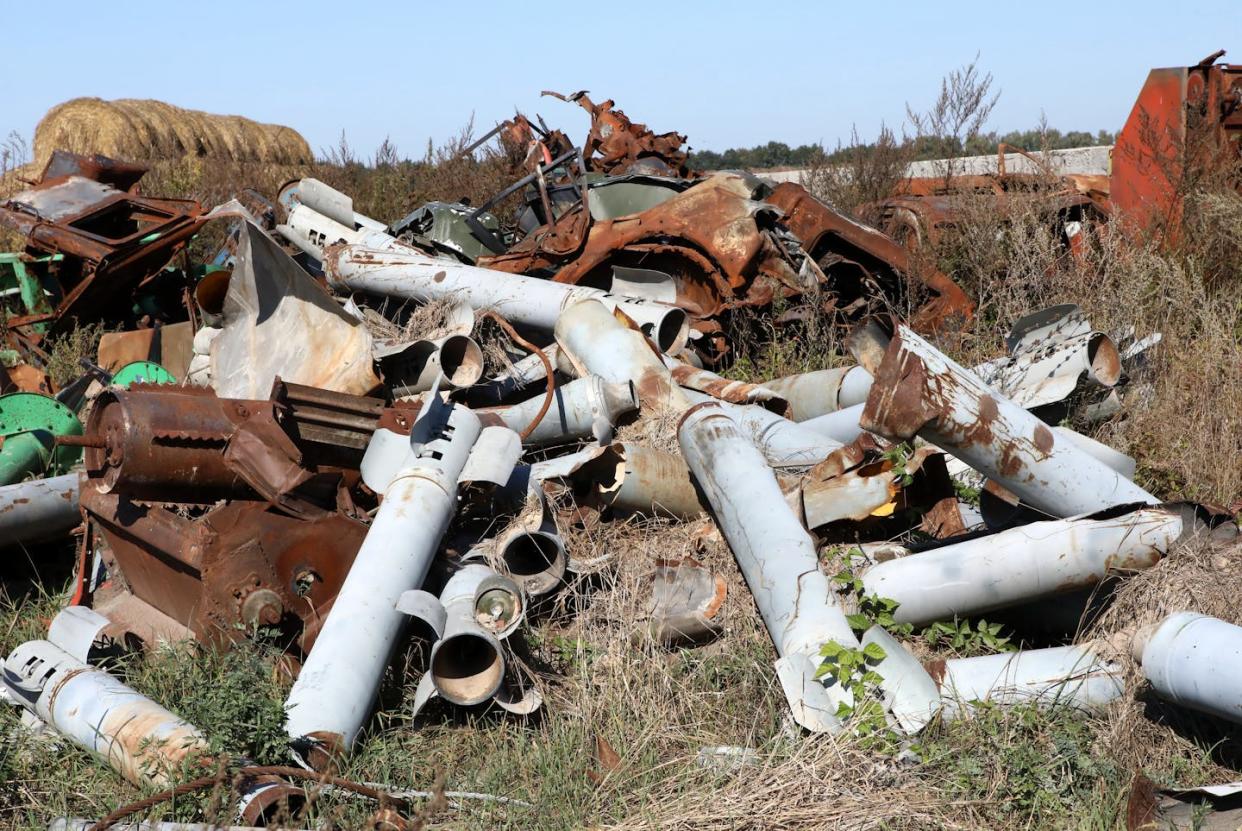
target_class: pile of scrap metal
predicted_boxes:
[0,150,207,392]
[1,99,1238,830]
[863,51,1242,252]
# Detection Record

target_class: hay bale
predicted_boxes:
[33,98,312,169]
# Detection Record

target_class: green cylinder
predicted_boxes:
[0,393,84,485]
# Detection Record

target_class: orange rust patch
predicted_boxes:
[1033,424,1055,456]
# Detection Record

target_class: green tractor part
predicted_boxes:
[110,361,176,388]
[0,392,83,485]
[0,253,62,335]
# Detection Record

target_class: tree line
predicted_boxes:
[688,128,1117,171]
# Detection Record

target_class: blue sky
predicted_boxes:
[2,1,1239,160]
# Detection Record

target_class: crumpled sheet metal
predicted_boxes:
[210,221,379,398]
[545,90,690,177]
[538,440,704,521]
[481,173,813,327]
[764,182,974,331]
[974,304,1121,409]
[646,558,727,645]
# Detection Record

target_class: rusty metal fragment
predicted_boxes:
[0,151,204,342]
[765,183,974,331]
[543,91,690,177]
[646,558,727,645]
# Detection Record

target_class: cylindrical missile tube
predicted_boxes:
[681,390,841,469]
[1135,612,1242,725]
[678,402,859,732]
[487,376,637,447]
[855,324,1157,517]
[325,245,689,353]
[495,526,566,598]
[1,640,208,786]
[284,401,482,763]
[932,644,1124,721]
[0,473,81,547]
[381,335,484,396]
[554,299,690,412]
[762,366,874,421]
[862,505,1186,627]
[428,565,523,706]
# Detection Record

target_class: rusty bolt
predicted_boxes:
[241,589,283,626]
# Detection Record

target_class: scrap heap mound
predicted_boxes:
[0,84,1238,830]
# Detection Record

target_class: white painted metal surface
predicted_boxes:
[326,244,689,352]
[857,324,1157,517]
[763,366,874,421]
[0,473,81,547]
[681,389,841,469]
[429,565,521,705]
[678,402,859,732]
[284,398,482,757]
[1137,612,1242,725]
[491,376,637,447]
[936,645,1124,720]
[2,640,208,786]
[862,506,1184,626]
[554,299,690,412]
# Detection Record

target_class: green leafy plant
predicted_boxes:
[880,444,916,487]
[815,641,894,749]
[829,555,915,639]
[922,618,1016,656]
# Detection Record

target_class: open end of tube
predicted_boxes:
[431,632,504,705]
[654,308,690,353]
[240,783,308,827]
[439,335,485,388]
[500,532,566,595]
[1087,334,1121,387]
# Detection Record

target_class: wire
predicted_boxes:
[478,311,555,441]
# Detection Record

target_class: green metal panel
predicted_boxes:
[110,361,176,388]
[0,392,83,484]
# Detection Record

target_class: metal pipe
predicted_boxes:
[799,403,866,446]
[1,640,209,786]
[324,244,689,353]
[934,645,1124,720]
[762,366,874,421]
[51,821,304,831]
[853,324,1157,517]
[663,358,790,415]
[681,390,841,469]
[284,397,482,764]
[554,299,691,413]
[0,472,80,547]
[1134,612,1242,725]
[429,565,523,706]
[862,505,1186,627]
[464,345,559,406]
[495,526,566,598]
[487,376,637,447]
[287,179,387,232]
[379,335,484,396]
[548,441,704,521]
[678,402,859,733]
